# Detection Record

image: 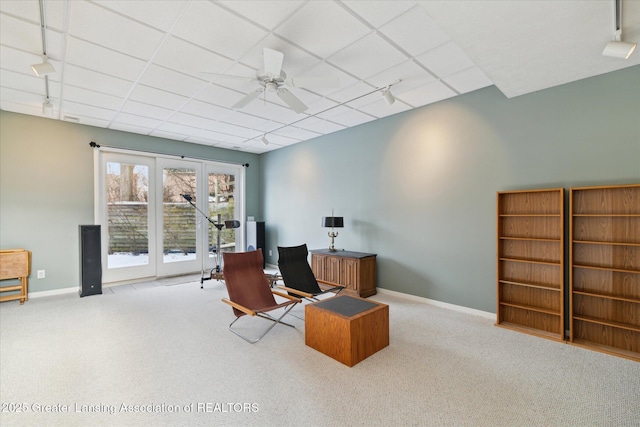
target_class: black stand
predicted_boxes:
[180,194,239,288]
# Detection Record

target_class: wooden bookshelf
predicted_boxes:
[569,184,639,362]
[496,188,564,341]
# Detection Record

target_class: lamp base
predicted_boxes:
[328,231,338,252]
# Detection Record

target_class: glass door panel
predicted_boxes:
[107,162,150,268]
[205,166,243,273]
[99,153,155,283]
[157,160,201,277]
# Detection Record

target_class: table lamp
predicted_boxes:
[322,211,343,252]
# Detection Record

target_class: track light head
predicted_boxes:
[31,61,55,77]
[602,40,637,59]
[261,135,270,146]
[42,99,54,116]
[382,88,395,105]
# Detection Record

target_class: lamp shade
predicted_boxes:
[322,216,344,228]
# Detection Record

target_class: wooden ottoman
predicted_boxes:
[305,295,389,367]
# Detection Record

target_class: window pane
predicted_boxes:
[163,168,197,263]
[106,162,149,268]
[208,173,237,258]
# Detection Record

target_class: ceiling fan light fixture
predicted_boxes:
[31,61,55,77]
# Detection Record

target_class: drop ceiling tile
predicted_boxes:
[304,97,340,116]
[342,91,382,109]
[238,99,305,123]
[195,83,252,109]
[139,65,207,98]
[379,6,450,56]
[0,99,43,117]
[396,80,457,107]
[298,61,360,95]
[0,87,42,106]
[63,115,111,128]
[0,69,43,95]
[324,108,376,128]
[295,117,346,134]
[207,121,261,139]
[328,33,408,79]
[107,122,152,136]
[184,133,221,146]
[156,121,199,136]
[0,45,42,75]
[189,129,236,144]
[149,129,188,140]
[358,97,413,118]
[367,59,436,91]
[153,36,237,78]
[62,100,118,122]
[112,112,164,129]
[128,85,188,110]
[443,66,493,94]
[221,110,273,130]
[261,133,301,146]
[272,126,320,141]
[0,14,41,54]
[120,100,174,120]
[63,65,134,97]
[341,1,416,28]
[218,1,304,31]
[274,1,371,58]
[180,99,233,122]
[43,1,66,31]
[68,1,165,60]
[0,0,39,23]
[415,41,475,78]
[170,112,219,130]
[93,0,188,32]
[328,81,376,104]
[63,85,124,111]
[65,37,147,81]
[172,1,268,59]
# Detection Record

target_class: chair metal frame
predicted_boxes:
[221,250,301,344]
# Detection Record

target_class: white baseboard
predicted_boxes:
[376,287,495,320]
[29,286,79,299]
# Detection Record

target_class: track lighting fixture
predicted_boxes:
[31,60,55,77]
[261,135,270,146]
[602,0,637,59]
[382,87,395,105]
[42,98,53,116]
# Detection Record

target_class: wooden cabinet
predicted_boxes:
[311,250,377,297]
[0,249,30,304]
[569,184,640,361]
[496,189,564,341]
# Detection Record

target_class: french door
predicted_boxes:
[96,150,244,284]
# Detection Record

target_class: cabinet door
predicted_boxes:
[341,258,359,291]
[325,256,341,283]
[311,254,326,281]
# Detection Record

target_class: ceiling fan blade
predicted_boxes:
[289,76,340,89]
[232,89,263,109]
[276,88,308,113]
[263,48,284,78]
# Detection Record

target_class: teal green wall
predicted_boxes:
[0,112,260,292]
[260,66,640,313]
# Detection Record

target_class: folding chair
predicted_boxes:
[221,249,300,343]
[277,244,344,303]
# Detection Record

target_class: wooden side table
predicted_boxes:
[305,295,389,366]
[0,249,30,304]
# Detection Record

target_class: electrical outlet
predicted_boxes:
[269,250,272,256]
[37,270,45,279]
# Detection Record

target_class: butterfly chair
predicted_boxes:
[221,249,301,344]
[277,244,344,304]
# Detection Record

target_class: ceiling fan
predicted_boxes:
[205,48,339,114]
